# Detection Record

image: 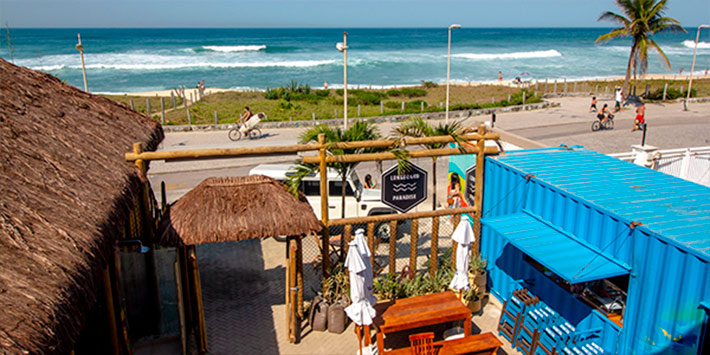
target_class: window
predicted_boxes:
[329,180,354,196]
[302,181,320,196]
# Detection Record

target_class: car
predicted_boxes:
[249,164,397,240]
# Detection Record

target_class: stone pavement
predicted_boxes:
[135,236,518,355]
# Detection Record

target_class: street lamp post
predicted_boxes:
[76,33,88,92]
[685,24,709,111]
[337,32,348,130]
[446,24,461,124]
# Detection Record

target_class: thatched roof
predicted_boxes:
[160,175,323,246]
[0,58,163,353]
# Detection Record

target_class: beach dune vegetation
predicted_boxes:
[595,0,686,93]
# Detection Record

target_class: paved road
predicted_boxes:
[149,97,710,203]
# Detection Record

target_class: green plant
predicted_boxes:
[323,262,350,303]
[595,0,686,91]
[315,89,330,97]
[645,87,695,100]
[386,89,402,97]
[400,87,427,98]
[374,273,406,300]
[384,101,400,109]
[421,80,439,88]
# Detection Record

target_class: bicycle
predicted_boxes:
[228,112,265,141]
[591,113,614,132]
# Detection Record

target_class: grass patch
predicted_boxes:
[101,78,710,125]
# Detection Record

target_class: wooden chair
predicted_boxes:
[409,332,435,355]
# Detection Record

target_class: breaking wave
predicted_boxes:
[201,45,266,52]
[452,49,562,60]
[682,40,710,49]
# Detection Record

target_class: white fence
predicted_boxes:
[610,146,710,187]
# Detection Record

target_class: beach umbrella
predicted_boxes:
[344,229,377,355]
[449,215,475,292]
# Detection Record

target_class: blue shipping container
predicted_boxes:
[450,147,710,354]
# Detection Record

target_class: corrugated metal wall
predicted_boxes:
[457,150,710,354]
[621,227,710,354]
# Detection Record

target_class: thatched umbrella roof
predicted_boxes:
[0,58,163,353]
[160,175,323,246]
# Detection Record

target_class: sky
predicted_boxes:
[0,0,708,28]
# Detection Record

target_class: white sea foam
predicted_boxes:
[682,40,710,49]
[202,45,266,52]
[452,49,562,60]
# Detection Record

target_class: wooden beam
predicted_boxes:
[303,146,499,164]
[125,132,500,162]
[409,219,419,273]
[388,220,397,275]
[430,216,439,277]
[328,206,477,226]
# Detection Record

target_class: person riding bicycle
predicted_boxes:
[239,106,253,126]
[597,104,612,125]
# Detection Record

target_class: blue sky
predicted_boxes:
[1,0,708,28]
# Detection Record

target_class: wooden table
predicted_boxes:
[374,291,472,354]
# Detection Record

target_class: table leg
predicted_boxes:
[464,313,472,336]
[377,330,385,354]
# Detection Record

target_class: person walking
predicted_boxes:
[633,102,646,131]
[589,97,598,113]
[614,88,624,113]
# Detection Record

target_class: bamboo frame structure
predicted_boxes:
[125,124,497,345]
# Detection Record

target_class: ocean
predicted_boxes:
[2,28,708,93]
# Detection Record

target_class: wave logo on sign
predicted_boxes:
[392,182,417,192]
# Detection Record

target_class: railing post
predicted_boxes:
[430,216,439,277]
[409,219,419,273]
[473,125,486,254]
[367,222,376,272]
[389,220,397,275]
[318,134,329,290]
[343,224,352,255]
[452,214,460,270]
[160,97,165,124]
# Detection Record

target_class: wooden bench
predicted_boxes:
[385,332,502,355]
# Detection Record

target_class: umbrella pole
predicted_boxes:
[356,325,363,355]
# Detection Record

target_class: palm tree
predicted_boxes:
[394,117,463,210]
[595,0,686,93]
[287,121,384,219]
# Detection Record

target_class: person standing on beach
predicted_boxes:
[633,103,646,131]
[614,88,624,112]
[589,97,598,113]
[323,81,328,90]
[498,71,503,82]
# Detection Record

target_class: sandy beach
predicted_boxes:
[123,73,710,97]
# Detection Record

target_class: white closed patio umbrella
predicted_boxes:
[449,215,475,292]
[345,229,377,355]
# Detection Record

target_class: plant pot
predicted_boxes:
[309,297,329,332]
[467,297,482,314]
[327,298,349,334]
[474,270,487,292]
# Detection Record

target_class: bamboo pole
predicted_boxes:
[473,125,486,254]
[178,247,194,338]
[125,133,500,162]
[389,220,397,274]
[452,214,460,270]
[76,33,88,92]
[174,260,187,355]
[367,222,376,271]
[285,236,291,341]
[343,224,352,255]
[102,266,120,355]
[328,206,477,226]
[296,235,304,319]
[189,246,208,353]
[303,146,499,165]
[318,134,330,291]
[289,241,298,343]
[409,219,419,273]
[430,216,439,277]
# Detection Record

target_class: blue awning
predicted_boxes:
[483,211,630,284]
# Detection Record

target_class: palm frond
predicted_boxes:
[391,148,412,175]
[595,28,629,43]
[598,11,630,27]
[648,40,672,70]
[285,163,318,197]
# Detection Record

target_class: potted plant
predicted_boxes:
[464,285,483,314]
[323,263,350,334]
[470,254,488,293]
